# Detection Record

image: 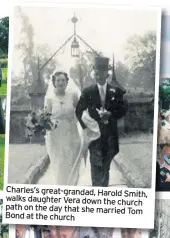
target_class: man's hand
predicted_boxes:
[96,108,111,122]
[100,111,111,121]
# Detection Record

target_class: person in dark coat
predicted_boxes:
[76,56,127,187]
[0,98,5,134]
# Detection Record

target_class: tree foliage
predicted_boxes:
[15,7,56,87]
[70,51,103,90]
[159,78,170,110]
[69,31,156,92]
[114,61,130,87]
[0,17,9,56]
[159,78,170,101]
[36,44,57,84]
[11,83,30,107]
[125,31,156,90]
[11,7,58,106]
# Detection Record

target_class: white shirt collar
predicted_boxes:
[97,82,107,92]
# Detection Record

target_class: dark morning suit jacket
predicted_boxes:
[76,83,128,166]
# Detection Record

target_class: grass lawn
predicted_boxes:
[0,80,7,96]
[0,135,5,190]
[0,68,7,96]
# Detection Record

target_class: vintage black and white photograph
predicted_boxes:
[6,5,160,188]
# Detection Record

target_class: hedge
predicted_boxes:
[2,68,7,81]
[0,58,8,68]
[0,53,8,59]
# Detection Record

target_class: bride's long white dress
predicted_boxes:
[44,90,81,185]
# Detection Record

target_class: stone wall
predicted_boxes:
[9,107,45,144]
[9,107,31,143]
[124,97,154,133]
[9,96,154,143]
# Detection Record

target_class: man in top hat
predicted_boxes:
[76,56,127,187]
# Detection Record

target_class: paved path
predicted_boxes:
[115,134,152,188]
[38,133,153,187]
[7,133,153,188]
[8,144,46,184]
[37,151,127,187]
[37,123,127,187]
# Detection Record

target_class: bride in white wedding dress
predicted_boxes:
[44,71,81,185]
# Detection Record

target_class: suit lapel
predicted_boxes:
[94,83,111,109]
[105,83,111,109]
[94,85,102,108]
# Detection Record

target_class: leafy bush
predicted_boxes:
[0,58,8,68]
[0,53,8,59]
[1,68,7,81]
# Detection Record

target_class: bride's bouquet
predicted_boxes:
[25,108,58,137]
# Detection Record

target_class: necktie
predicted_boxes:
[100,86,105,108]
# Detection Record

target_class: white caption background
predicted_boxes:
[3,184,154,229]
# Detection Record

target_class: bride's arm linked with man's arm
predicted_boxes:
[75,88,89,130]
[75,85,128,129]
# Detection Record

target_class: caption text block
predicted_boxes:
[3,184,154,229]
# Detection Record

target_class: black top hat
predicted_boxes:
[93,56,112,71]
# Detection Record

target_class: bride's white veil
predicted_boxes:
[45,78,55,100]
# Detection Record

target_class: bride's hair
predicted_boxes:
[52,71,69,87]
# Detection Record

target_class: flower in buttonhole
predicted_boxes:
[110,88,116,101]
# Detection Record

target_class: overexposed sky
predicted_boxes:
[0,0,10,18]
[0,9,9,19]
[11,6,159,78]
